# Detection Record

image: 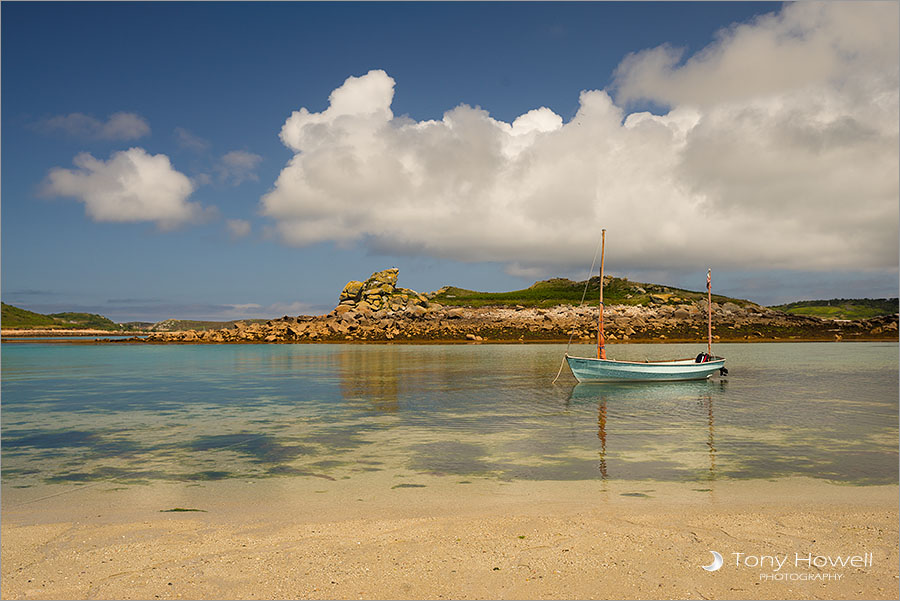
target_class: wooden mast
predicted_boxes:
[597,229,606,359]
[707,269,712,356]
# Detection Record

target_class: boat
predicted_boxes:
[564,230,726,383]
[566,354,726,382]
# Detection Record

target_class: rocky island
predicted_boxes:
[134,268,899,344]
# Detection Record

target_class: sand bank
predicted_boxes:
[0,329,140,338]
[2,477,897,600]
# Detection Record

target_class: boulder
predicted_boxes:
[721,302,741,314]
[368,268,398,287]
[339,280,364,302]
[406,305,427,319]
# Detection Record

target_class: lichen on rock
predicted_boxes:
[336,268,416,316]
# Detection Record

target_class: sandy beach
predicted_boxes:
[2,477,897,600]
[0,329,143,336]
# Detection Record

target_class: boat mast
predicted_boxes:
[707,269,712,356]
[597,229,606,360]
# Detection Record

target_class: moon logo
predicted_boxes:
[702,550,724,571]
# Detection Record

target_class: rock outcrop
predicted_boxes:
[336,268,431,315]
[131,269,900,344]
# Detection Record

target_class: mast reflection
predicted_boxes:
[568,380,722,482]
[704,393,716,480]
[597,399,608,480]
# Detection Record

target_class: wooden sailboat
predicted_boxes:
[565,230,726,382]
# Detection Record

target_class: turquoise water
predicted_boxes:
[1,342,897,488]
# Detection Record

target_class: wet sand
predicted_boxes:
[2,476,897,600]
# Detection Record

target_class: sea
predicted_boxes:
[1,342,897,492]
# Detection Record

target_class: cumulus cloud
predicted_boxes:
[262,2,898,277]
[613,2,899,108]
[226,218,252,238]
[217,150,263,185]
[39,112,150,140]
[45,147,205,229]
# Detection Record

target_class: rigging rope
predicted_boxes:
[551,234,605,383]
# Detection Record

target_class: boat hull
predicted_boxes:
[566,354,725,383]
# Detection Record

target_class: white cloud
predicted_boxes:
[40,112,150,140]
[174,126,210,152]
[262,3,898,277]
[45,147,204,229]
[218,150,263,185]
[613,2,899,108]
[226,218,251,238]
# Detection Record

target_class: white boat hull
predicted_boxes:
[566,354,725,383]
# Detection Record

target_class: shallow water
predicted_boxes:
[1,342,897,489]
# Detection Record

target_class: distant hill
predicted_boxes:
[1,302,127,330]
[1,302,275,333]
[770,298,899,320]
[147,318,269,332]
[48,311,122,330]
[430,276,755,309]
[1,303,61,328]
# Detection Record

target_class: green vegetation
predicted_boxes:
[431,276,749,308]
[1,303,275,333]
[1,302,131,331]
[771,298,899,320]
[47,311,121,330]
[1,303,60,328]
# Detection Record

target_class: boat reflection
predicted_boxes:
[569,380,725,481]
[568,379,723,403]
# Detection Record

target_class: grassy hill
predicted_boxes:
[48,311,122,330]
[2,302,126,331]
[771,298,899,320]
[1,303,61,328]
[430,276,752,308]
[1,303,273,333]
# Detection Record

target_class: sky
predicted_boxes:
[2,1,898,322]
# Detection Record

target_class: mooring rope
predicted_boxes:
[552,234,605,383]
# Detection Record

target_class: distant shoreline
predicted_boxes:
[3,335,895,344]
[1,328,144,337]
[3,300,898,346]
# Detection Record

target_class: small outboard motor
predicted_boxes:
[719,366,729,376]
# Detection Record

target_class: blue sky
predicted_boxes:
[2,1,897,322]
